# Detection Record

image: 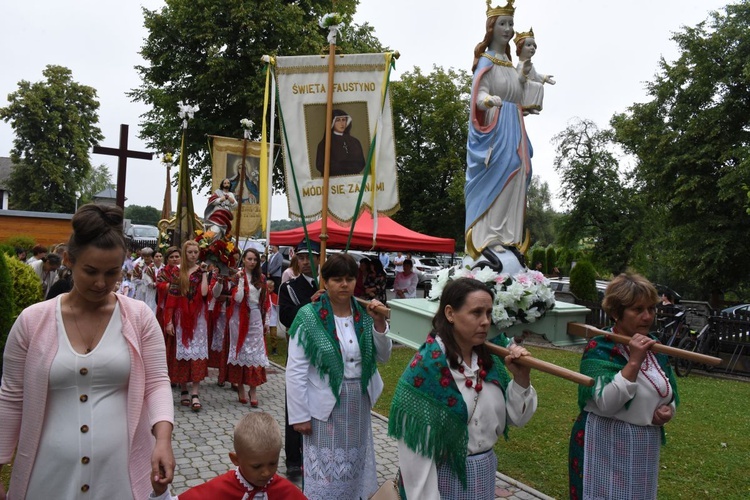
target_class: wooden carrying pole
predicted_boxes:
[567,322,723,366]
[318,39,337,283]
[355,298,595,387]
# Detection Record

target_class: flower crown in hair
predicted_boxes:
[486,0,515,18]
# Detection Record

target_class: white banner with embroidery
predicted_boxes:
[275,53,399,223]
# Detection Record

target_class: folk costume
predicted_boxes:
[388,334,537,500]
[568,333,679,500]
[156,264,179,379]
[207,274,233,378]
[225,271,269,388]
[150,469,306,500]
[133,260,158,313]
[164,268,209,384]
[286,294,392,500]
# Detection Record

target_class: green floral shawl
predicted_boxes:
[577,332,680,443]
[288,292,376,403]
[388,332,512,487]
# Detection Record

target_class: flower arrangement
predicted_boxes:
[429,265,555,329]
[240,119,254,140]
[319,12,343,29]
[319,12,343,44]
[194,230,240,276]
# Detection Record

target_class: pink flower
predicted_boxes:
[440,377,450,387]
[413,376,424,388]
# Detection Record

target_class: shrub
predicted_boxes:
[570,260,598,301]
[6,257,43,317]
[0,244,14,258]
[1,235,36,252]
[531,247,547,274]
[0,254,15,361]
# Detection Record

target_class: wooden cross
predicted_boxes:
[93,124,153,208]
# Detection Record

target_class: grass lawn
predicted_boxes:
[274,339,750,499]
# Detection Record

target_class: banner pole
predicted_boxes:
[235,138,248,239]
[266,70,277,244]
[319,39,337,285]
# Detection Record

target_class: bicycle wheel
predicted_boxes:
[675,337,696,377]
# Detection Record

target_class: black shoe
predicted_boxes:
[286,464,303,487]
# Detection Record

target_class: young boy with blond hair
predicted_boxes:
[150,412,306,499]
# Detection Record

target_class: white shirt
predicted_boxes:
[584,349,676,426]
[397,337,537,499]
[393,271,418,298]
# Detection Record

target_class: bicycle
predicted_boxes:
[653,307,691,370]
[674,311,719,377]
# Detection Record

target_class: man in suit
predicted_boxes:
[278,239,322,484]
[266,245,283,292]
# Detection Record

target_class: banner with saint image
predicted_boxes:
[274,52,399,223]
[210,136,262,237]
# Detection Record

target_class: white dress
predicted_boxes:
[26,299,132,499]
[227,281,268,368]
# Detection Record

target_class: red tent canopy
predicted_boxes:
[269,214,456,254]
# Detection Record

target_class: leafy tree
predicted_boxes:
[271,219,303,231]
[390,66,471,247]
[125,205,162,225]
[0,65,103,212]
[553,119,645,274]
[611,3,750,297]
[79,164,113,206]
[130,0,383,193]
[525,175,558,246]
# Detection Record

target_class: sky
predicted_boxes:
[0,0,730,220]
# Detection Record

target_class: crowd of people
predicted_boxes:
[0,203,681,500]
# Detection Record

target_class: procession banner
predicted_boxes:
[211,136,262,237]
[275,53,400,223]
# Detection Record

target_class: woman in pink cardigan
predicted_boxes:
[0,204,174,499]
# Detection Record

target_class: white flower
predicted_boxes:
[429,264,555,329]
[473,266,499,284]
[240,119,254,129]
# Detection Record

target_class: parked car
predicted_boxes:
[125,224,159,242]
[547,277,609,301]
[124,224,159,251]
[410,256,442,284]
[721,303,750,315]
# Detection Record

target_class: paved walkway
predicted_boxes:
[170,364,554,500]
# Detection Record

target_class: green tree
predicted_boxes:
[570,260,598,302]
[125,205,162,225]
[553,119,645,274]
[525,175,558,246]
[390,66,471,246]
[130,0,383,193]
[611,2,750,297]
[0,65,103,212]
[79,164,114,205]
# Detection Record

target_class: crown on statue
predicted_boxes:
[486,0,515,18]
[514,27,534,45]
